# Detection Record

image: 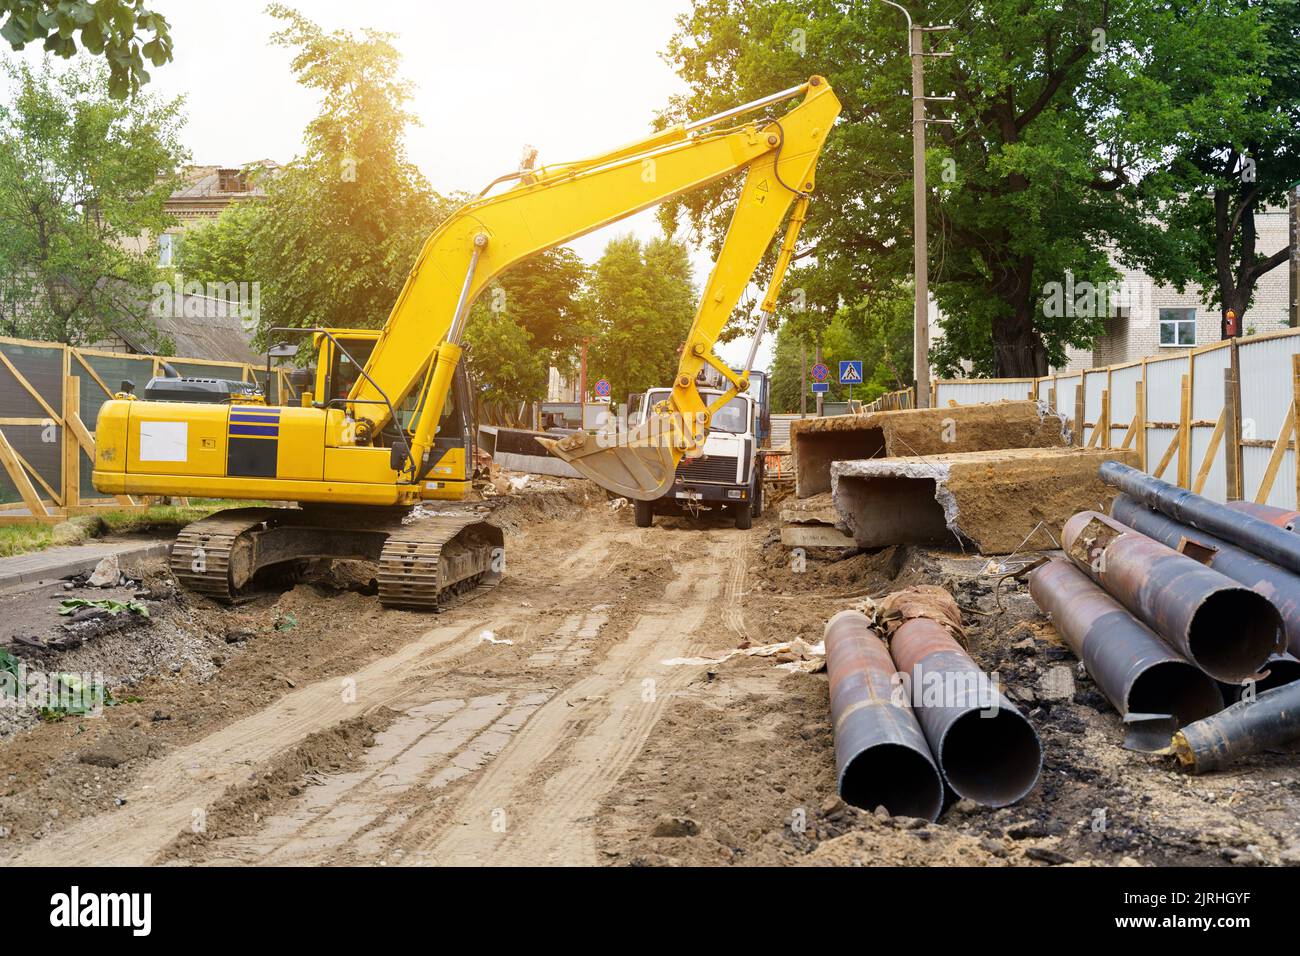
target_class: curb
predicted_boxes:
[0,541,173,593]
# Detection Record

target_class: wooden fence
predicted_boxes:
[0,335,295,523]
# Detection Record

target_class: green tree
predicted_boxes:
[660,0,1270,377]
[586,234,696,399]
[247,5,449,341]
[1119,0,1299,328]
[462,249,590,407]
[0,0,172,98]
[0,58,184,344]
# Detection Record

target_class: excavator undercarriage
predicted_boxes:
[170,506,502,611]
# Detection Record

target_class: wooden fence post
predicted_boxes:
[1224,361,1243,501]
[1177,373,1192,489]
[63,372,80,511]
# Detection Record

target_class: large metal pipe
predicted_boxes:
[1223,500,1300,531]
[1171,680,1300,774]
[823,610,945,820]
[1028,558,1223,724]
[1111,495,1300,658]
[1062,511,1284,682]
[1099,461,1300,574]
[889,612,1042,807]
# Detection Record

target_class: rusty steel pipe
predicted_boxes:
[1172,680,1300,774]
[1062,511,1284,683]
[1099,461,1300,574]
[1111,495,1300,658]
[823,610,945,820]
[889,617,1042,807]
[1223,500,1300,531]
[1028,558,1223,724]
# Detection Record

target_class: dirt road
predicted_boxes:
[2,482,1297,867]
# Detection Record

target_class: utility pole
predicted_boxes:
[1291,184,1299,328]
[881,2,953,409]
[814,341,825,417]
[800,344,807,417]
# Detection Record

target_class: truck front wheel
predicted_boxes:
[733,502,753,530]
[634,499,654,528]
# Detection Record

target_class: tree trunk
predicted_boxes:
[991,256,1048,377]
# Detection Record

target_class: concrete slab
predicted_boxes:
[779,525,858,549]
[831,447,1139,555]
[791,401,1069,498]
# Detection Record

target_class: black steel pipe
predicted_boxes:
[1028,558,1223,724]
[889,610,1042,808]
[1172,680,1300,774]
[1223,500,1300,531]
[1099,461,1300,575]
[823,610,945,820]
[1111,495,1300,658]
[1062,511,1284,682]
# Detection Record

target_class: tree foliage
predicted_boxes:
[0,0,172,98]
[661,0,1296,378]
[0,57,184,343]
[177,6,451,347]
[463,249,590,407]
[1119,0,1300,325]
[586,234,696,399]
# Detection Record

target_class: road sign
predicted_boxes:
[839,360,863,385]
[811,362,829,383]
[594,378,611,397]
[811,382,830,394]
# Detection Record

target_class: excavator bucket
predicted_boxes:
[537,427,680,501]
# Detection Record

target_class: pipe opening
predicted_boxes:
[839,743,944,822]
[1125,660,1223,725]
[797,426,885,497]
[939,708,1042,807]
[1187,589,1281,682]
[835,474,954,548]
[1222,656,1300,703]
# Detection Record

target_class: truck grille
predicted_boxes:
[676,454,739,484]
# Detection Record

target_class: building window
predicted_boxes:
[1159,307,1196,347]
[158,233,178,267]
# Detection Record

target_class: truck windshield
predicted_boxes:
[709,397,749,434]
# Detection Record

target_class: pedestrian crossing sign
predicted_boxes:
[839,360,863,385]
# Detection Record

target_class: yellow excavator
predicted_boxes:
[92,77,840,610]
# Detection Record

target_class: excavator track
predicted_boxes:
[171,506,503,612]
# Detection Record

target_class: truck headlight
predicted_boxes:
[727,490,742,499]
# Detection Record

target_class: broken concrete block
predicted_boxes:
[86,553,121,588]
[791,401,1070,499]
[779,492,856,549]
[831,447,1138,555]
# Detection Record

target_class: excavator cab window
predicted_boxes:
[328,338,377,403]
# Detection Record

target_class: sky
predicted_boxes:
[37,0,776,369]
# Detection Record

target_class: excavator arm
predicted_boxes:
[349,77,840,497]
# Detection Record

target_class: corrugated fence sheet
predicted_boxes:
[1107,363,1141,450]
[1239,333,1300,509]
[934,378,1035,407]
[1189,344,1232,502]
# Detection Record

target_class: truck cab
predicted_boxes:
[627,370,769,529]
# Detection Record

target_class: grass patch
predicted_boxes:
[99,499,277,535]
[0,524,55,557]
[0,499,280,558]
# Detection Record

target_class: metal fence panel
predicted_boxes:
[934,379,1035,406]
[1189,345,1231,501]
[1108,364,1141,450]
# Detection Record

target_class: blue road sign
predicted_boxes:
[594,378,611,397]
[811,382,830,394]
[811,362,830,383]
[839,360,863,385]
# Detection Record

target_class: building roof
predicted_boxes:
[113,291,261,365]
[168,161,280,202]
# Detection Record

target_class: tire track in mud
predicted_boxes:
[395,535,733,866]
[5,518,633,867]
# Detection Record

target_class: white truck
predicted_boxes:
[626,370,769,530]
